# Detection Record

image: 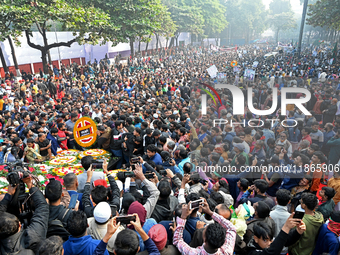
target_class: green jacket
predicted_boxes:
[326,137,340,164]
[231,151,250,166]
[289,211,324,255]
[316,199,335,220]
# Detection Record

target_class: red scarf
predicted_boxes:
[327,219,340,236]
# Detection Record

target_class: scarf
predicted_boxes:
[327,219,340,236]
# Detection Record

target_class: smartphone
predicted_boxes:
[131,157,140,164]
[159,170,167,176]
[293,210,305,220]
[189,198,204,210]
[145,173,155,179]
[116,215,136,225]
[191,153,196,161]
[68,194,78,209]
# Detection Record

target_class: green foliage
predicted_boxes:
[307,0,340,30]
[268,0,297,42]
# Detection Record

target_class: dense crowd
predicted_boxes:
[0,43,340,255]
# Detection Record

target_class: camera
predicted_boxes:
[6,161,30,187]
[4,161,33,226]
[91,159,104,169]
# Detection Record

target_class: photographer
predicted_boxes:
[0,173,49,254]
[82,159,120,218]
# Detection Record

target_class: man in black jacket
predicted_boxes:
[0,174,49,254]
[82,159,120,218]
[110,120,127,168]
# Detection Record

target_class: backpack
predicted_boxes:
[47,208,72,241]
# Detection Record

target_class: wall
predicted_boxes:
[0,32,192,77]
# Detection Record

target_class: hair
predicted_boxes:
[313,151,326,163]
[205,223,227,250]
[158,180,171,199]
[183,162,192,174]
[91,186,108,204]
[301,193,318,211]
[122,193,137,214]
[63,173,77,189]
[253,221,274,241]
[237,179,248,191]
[267,138,275,146]
[81,155,93,171]
[236,154,246,165]
[276,189,291,206]
[27,138,35,144]
[67,211,87,237]
[146,144,157,153]
[322,187,336,200]
[302,127,311,134]
[310,143,320,152]
[0,212,20,239]
[256,201,271,218]
[38,236,63,255]
[210,191,224,205]
[114,229,140,255]
[254,179,269,194]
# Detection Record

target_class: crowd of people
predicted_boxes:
[0,42,340,255]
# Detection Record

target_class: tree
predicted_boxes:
[163,0,204,46]
[307,0,340,31]
[224,0,268,44]
[0,3,26,75]
[269,0,296,43]
[3,0,113,73]
[89,0,165,58]
[269,12,297,42]
[199,0,228,43]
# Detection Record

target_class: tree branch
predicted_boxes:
[46,37,78,50]
[25,30,42,50]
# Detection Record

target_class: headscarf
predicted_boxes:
[328,219,340,237]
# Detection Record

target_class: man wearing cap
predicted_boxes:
[87,202,125,254]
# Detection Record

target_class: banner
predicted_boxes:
[207,65,218,78]
[244,69,255,81]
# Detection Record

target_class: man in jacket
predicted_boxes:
[288,193,324,255]
[0,174,49,254]
[82,160,120,218]
[110,120,127,168]
[326,128,340,165]
[46,127,60,156]
[316,186,335,220]
[247,214,306,255]
[150,180,179,223]
[269,189,291,237]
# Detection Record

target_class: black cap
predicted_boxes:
[98,125,105,131]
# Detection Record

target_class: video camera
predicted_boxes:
[5,160,33,227]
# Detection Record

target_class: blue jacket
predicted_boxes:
[124,84,135,97]
[46,132,60,156]
[136,218,157,252]
[63,235,109,255]
[149,153,162,166]
[162,161,183,176]
[313,224,339,255]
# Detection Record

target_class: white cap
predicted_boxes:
[93,202,111,223]
[227,113,232,118]
[173,110,179,115]
[153,113,159,119]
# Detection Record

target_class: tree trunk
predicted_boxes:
[166,38,168,49]
[176,36,179,47]
[138,40,141,53]
[276,28,280,43]
[129,38,135,58]
[0,44,8,74]
[307,29,312,45]
[169,37,174,48]
[7,36,20,76]
[155,33,159,51]
[42,50,49,74]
